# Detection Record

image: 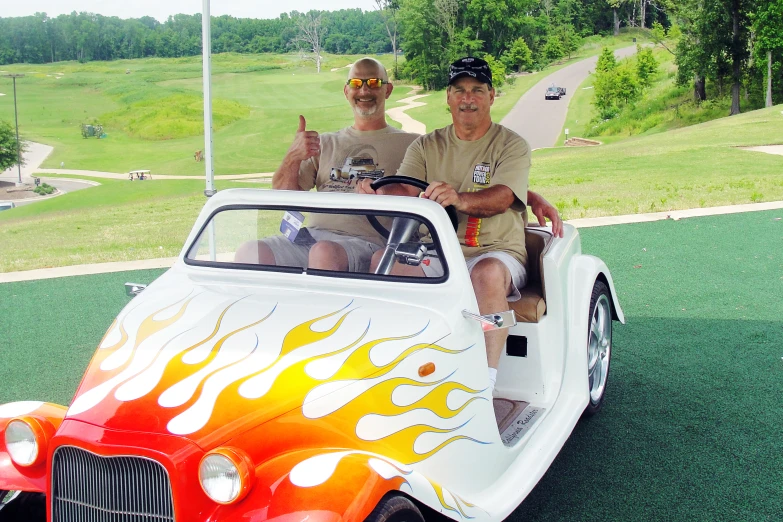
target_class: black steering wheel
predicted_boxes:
[365,176,459,238]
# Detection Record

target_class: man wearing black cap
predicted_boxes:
[359,56,537,394]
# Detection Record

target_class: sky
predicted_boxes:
[3,0,380,22]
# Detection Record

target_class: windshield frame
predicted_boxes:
[183,204,451,284]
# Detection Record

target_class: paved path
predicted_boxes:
[3,200,781,283]
[739,145,783,156]
[500,46,639,150]
[34,169,273,181]
[386,92,431,134]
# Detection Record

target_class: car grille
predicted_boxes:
[51,446,175,522]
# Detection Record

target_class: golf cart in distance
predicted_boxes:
[0,185,623,522]
[545,84,566,99]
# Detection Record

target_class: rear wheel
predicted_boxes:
[584,280,612,416]
[365,494,424,522]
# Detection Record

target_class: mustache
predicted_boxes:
[459,104,479,110]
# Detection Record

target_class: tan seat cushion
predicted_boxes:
[508,228,550,323]
[511,281,546,323]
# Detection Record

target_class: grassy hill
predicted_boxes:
[536,104,783,218]
[1,105,781,272]
[0,53,415,176]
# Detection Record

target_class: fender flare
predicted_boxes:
[570,254,625,325]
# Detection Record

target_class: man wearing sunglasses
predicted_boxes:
[236,57,416,271]
[242,57,560,276]
[357,56,556,394]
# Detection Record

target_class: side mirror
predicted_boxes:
[125,282,147,297]
[462,310,517,331]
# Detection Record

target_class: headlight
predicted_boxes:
[199,447,254,504]
[4,417,52,467]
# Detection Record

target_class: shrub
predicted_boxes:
[34,183,55,195]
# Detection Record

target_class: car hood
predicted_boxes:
[65,271,456,449]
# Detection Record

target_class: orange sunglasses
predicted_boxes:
[346,78,386,89]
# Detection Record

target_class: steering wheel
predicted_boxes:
[365,176,459,238]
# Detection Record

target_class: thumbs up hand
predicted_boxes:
[287,115,320,162]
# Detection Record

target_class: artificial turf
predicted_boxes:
[0,210,781,521]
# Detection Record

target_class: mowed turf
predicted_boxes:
[1,209,781,520]
[0,53,414,175]
[533,105,783,219]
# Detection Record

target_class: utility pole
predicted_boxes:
[3,74,24,186]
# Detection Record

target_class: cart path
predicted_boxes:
[33,169,273,181]
[385,91,431,134]
[500,45,640,150]
[3,200,782,283]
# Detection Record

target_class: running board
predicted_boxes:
[493,398,546,447]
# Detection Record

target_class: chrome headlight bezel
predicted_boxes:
[199,447,254,505]
[4,417,50,467]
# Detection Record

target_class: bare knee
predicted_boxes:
[470,258,510,291]
[235,240,276,265]
[309,241,349,271]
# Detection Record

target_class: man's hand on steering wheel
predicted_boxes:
[423,181,463,211]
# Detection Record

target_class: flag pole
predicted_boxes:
[201,0,216,198]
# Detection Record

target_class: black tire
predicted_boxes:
[365,494,424,522]
[583,280,612,417]
[0,490,46,521]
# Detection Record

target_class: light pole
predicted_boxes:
[3,73,24,186]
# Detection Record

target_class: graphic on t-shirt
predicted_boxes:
[329,156,384,183]
[465,216,482,247]
[472,163,492,186]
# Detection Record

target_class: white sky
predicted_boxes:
[3,1,379,22]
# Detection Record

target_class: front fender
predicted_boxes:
[0,402,68,492]
[206,450,405,522]
[207,450,487,522]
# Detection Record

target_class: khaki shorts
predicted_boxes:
[421,251,528,302]
[262,229,381,273]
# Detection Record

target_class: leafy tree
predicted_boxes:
[501,37,533,72]
[596,46,617,73]
[753,0,783,107]
[636,44,658,87]
[483,53,506,88]
[542,36,565,63]
[0,120,26,172]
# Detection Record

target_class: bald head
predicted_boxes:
[348,57,388,82]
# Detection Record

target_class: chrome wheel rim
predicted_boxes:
[588,294,612,404]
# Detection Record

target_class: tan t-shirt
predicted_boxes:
[298,125,419,245]
[395,123,530,265]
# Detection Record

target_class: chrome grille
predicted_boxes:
[52,446,175,522]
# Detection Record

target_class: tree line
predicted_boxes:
[0,9,390,64]
[1,0,781,112]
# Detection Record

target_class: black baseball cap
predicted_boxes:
[448,57,493,88]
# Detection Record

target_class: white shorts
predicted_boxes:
[262,229,381,273]
[422,251,528,302]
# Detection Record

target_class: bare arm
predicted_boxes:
[424,182,515,218]
[272,115,320,191]
[527,190,563,238]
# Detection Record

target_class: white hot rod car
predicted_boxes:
[0,180,623,522]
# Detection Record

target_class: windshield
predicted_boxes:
[185,206,448,282]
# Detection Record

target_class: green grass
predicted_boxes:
[535,104,783,219]
[559,44,756,144]
[0,176,267,272]
[406,30,655,132]
[0,53,414,176]
[1,210,781,520]
[1,104,782,271]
